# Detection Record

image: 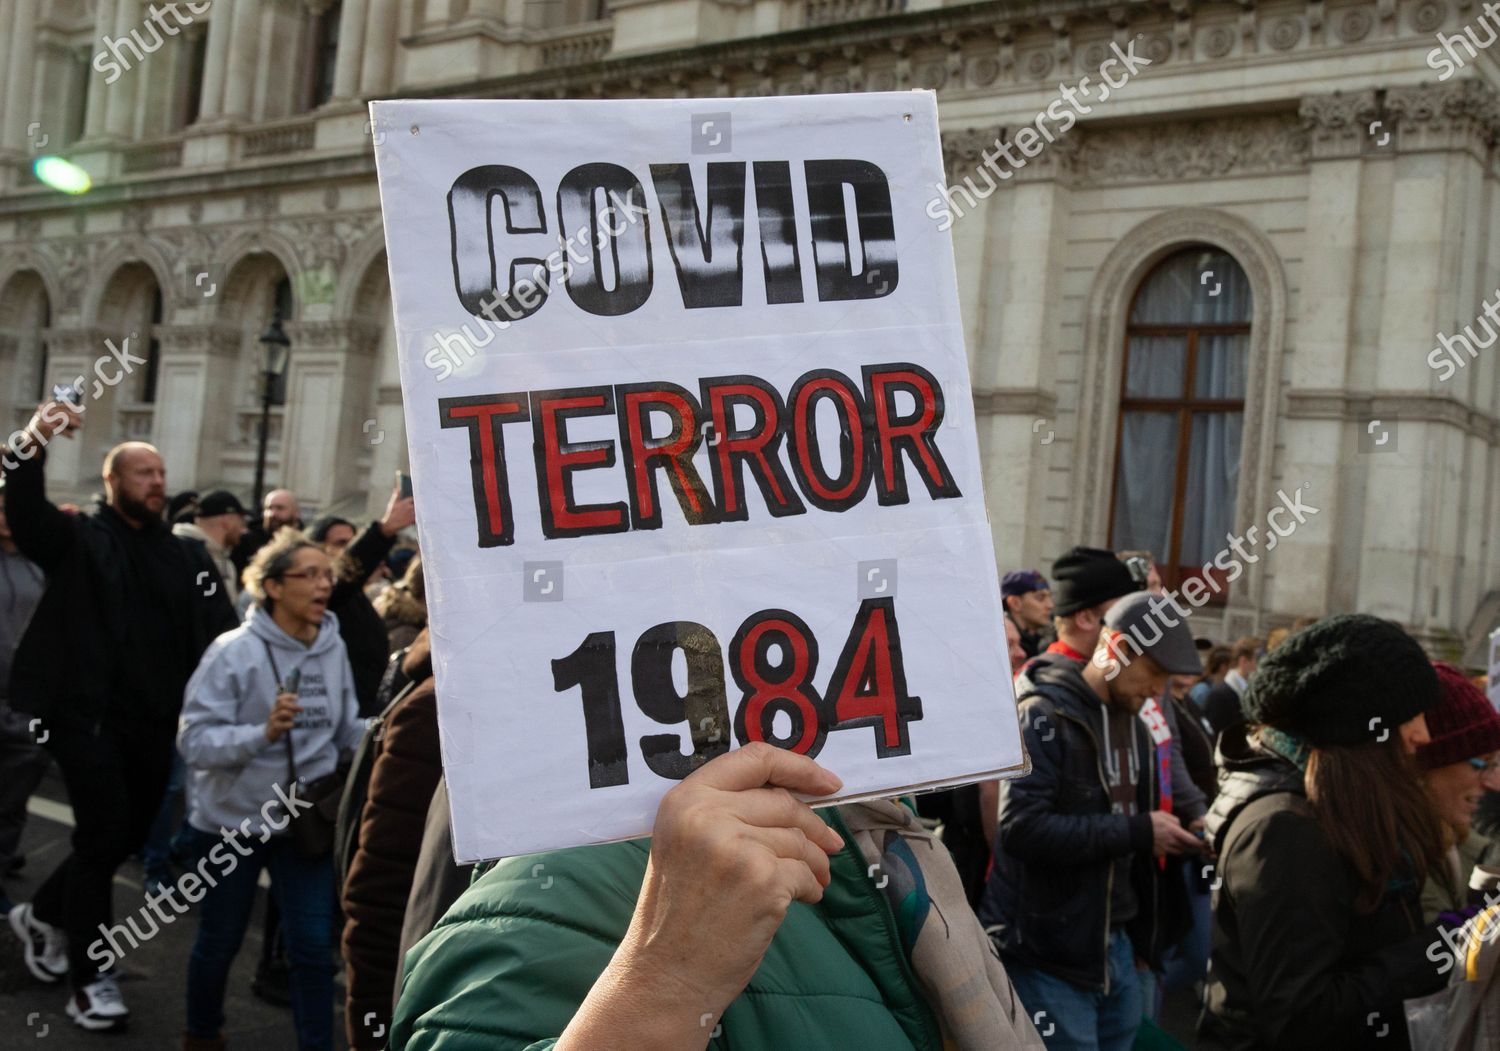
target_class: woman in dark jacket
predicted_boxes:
[340,630,442,1050]
[375,555,426,654]
[1203,614,1452,1050]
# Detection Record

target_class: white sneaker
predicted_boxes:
[66,972,129,1032]
[8,902,68,983]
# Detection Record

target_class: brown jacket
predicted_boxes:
[340,635,441,1050]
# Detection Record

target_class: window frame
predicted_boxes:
[1107,246,1250,598]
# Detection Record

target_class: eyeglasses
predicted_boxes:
[1466,757,1500,773]
[279,569,335,584]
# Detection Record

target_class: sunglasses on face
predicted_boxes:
[1466,757,1499,773]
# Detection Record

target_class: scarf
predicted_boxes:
[839,800,1046,1050]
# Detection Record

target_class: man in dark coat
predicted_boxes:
[308,486,414,716]
[2,399,236,1032]
[982,593,1203,1051]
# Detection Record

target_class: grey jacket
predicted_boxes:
[179,605,366,834]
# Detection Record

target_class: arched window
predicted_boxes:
[1109,246,1250,599]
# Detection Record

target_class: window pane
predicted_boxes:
[1130,248,1251,326]
[1112,411,1179,561]
[1194,333,1247,400]
[1178,411,1242,566]
[1125,336,1186,398]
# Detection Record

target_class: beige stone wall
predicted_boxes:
[2,0,1500,651]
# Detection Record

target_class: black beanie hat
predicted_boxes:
[1240,613,1440,747]
[1051,546,1137,617]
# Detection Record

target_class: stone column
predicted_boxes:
[2,0,39,152]
[34,330,102,498]
[220,0,261,118]
[1355,81,1500,635]
[358,0,401,96]
[82,0,119,139]
[968,131,1076,569]
[196,0,233,121]
[153,324,240,489]
[103,0,143,139]
[330,0,368,100]
[362,315,406,520]
[1279,92,1379,618]
[278,321,380,510]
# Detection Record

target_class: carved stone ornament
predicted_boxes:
[940,126,1002,182]
[1298,89,1381,158]
[1025,49,1054,78]
[1203,24,1235,58]
[1072,114,1309,185]
[1269,18,1302,49]
[1338,7,1373,42]
[1411,0,1446,33]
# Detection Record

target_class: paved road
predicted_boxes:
[0,765,350,1051]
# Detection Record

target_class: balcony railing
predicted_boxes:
[233,407,284,447]
[538,21,613,67]
[121,140,184,174]
[804,0,904,24]
[242,119,316,159]
[118,405,155,441]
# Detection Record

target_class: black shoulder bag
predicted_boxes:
[262,638,348,859]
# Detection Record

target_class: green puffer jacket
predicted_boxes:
[391,807,945,1050]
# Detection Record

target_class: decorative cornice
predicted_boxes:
[283,318,381,351]
[1285,388,1500,442]
[1071,112,1308,186]
[154,323,243,359]
[972,387,1058,418]
[1385,80,1500,159]
[1298,89,1381,160]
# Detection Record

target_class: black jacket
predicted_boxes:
[979,660,1190,989]
[1202,680,1245,738]
[331,521,397,716]
[3,449,238,730]
[1169,692,1218,804]
[1203,725,1447,1050]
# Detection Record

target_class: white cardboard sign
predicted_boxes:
[371,93,1023,862]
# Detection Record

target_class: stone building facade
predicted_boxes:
[1,0,1498,654]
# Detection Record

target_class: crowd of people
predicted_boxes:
[1,393,1499,1050]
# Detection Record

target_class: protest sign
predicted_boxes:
[371,93,1023,862]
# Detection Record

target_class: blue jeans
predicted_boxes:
[1008,930,1142,1051]
[181,824,335,1050]
[1163,862,1213,994]
[141,750,185,881]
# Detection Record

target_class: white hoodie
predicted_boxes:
[179,604,366,835]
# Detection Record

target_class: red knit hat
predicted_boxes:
[1416,662,1500,770]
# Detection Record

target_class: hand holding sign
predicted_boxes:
[558,744,843,1049]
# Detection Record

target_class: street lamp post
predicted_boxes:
[252,315,291,513]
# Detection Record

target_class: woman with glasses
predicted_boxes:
[177,529,366,1051]
[1416,662,1500,924]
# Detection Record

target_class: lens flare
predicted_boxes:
[33,156,91,195]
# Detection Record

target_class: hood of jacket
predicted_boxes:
[1203,722,1305,854]
[245,603,345,666]
[378,584,427,631]
[173,520,225,556]
[1020,656,1107,734]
